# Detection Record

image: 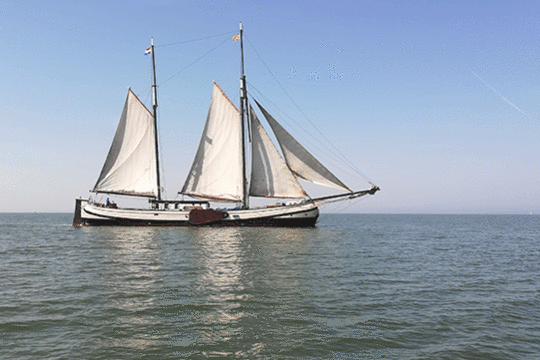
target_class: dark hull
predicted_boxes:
[75,216,317,227]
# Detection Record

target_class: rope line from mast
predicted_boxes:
[159,37,231,87]
[245,36,375,186]
[248,83,364,182]
[157,31,236,48]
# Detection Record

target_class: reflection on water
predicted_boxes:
[196,228,244,294]
[166,226,317,357]
[193,228,246,348]
[192,226,316,295]
[78,225,327,357]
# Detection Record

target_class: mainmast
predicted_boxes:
[150,38,162,201]
[238,22,249,209]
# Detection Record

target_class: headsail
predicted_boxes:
[181,82,244,202]
[249,106,307,198]
[255,100,351,193]
[93,89,159,197]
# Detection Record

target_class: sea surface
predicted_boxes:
[0,213,539,359]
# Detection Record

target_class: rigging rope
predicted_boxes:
[157,31,236,48]
[248,83,363,182]
[245,36,375,186]
[159,36,231,87]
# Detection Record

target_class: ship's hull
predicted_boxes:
[73,199,319,227]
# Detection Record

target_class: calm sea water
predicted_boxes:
[0,213,539,359]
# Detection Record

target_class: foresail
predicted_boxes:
[93,89,158,197]
[181,83,243,202]
[255,100,351,193]
[249,106,307,199]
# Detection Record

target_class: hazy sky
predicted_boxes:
[1,0,539,214]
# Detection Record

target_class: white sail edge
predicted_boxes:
[254,100,352,193]
[92,89,159,198]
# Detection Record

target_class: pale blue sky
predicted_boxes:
[1,0,539,213]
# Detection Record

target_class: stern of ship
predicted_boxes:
[72,198,87,226]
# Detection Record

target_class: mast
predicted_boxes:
[239,22,249,209]
[150,38,162,201]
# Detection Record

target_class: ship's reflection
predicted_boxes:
[85,225,318,356]
[180,226,316,357]
[194,228,246,328]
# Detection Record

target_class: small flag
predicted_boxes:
[145,47,152,55]
[232,34,240,42]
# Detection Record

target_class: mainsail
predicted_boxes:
[255,101,351,192]
[249,106,307,198]
[181,83,244,202]
[93,89,158,197]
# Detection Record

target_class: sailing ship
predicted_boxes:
[73,24,379,227]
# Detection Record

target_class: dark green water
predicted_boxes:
[1,213,539,359]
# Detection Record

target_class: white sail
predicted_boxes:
[255,101,351,192]
[93,89,158,197]
[249,106,307,199]
[181,83,243,202]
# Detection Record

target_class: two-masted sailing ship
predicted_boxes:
[73,24,379,227]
